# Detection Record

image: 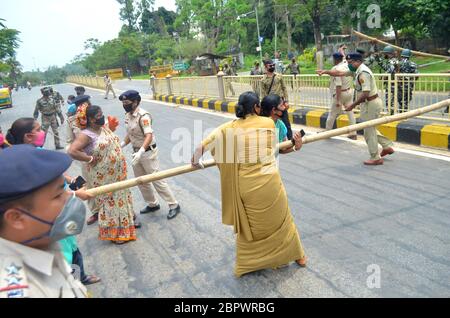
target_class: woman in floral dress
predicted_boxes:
[68,105,138,244]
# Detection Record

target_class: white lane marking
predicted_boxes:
[68,83,450,162]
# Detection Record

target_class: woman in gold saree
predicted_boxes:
[192,91,307,277]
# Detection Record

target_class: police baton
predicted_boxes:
[85,99,450,198]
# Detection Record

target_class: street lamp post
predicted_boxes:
[237,6,263,66]
[255,6,263,66]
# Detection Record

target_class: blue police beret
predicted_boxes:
[119,90,141,102]
[263,59,274,66]
[72,95,91,106]
[0,145,72,204]
[346,52,363,61]
[333,52,344,59]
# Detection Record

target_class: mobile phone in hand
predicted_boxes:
[69,176,87,191]
[300,129,306,137]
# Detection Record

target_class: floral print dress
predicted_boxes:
[82,127,136,242]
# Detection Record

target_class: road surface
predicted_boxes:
[1,83,449,298]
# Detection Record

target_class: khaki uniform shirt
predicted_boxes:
[354,63,378,98]
[330,61,352,97]
[104,77,112,87]
[34,96,62,118]
[125,107,155,150]
[0,238,87,298]
[260,73,289,100]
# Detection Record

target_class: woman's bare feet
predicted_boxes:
[296,256,307,267]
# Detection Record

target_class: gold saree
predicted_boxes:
[202,114,305,277]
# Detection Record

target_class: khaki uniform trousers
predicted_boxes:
[360,98,394,160]
[325,90,356,136]
[133,149,178,208]
[105,84,116,98]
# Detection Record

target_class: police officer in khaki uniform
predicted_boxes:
[318,53,395,165]
[119,90,181,220]
[260,59,292,139]
[0,146,88,298]
[34,87,64,150]
[104,74,116,99]
[325,52,357,140]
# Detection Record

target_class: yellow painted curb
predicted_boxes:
[215,101,222,112]
[378,121,400,141]
[336,114,360,129]
[227,102,237,114]
[288,108,295,124]
[192,98,199,107]
[306,111,325,128]
[421,124,450,148]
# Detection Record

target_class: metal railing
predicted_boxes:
[68,73,450,121]
[66,75,105,90]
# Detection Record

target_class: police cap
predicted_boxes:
[263,59,274,66]
[72,95,91,106]
[119,90,141,102]
[346,52,364,61]
[332,52,344,59]
[0,145,72,204]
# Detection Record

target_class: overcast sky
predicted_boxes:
[2,0,177,71]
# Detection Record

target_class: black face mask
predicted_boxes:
[268,66,276,73]
[123,103,134,113]
[95,116,105,126]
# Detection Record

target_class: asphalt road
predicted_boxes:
[1,84,450,298]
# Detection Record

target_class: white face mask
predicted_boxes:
[17,194,86,245]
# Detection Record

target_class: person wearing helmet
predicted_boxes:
[223,63,236,97]
[378,46,400,114]
[398,49,418,113]
[48,87,65,112]
[33,87,65,150]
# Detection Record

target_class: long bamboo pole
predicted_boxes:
[86,99,450,197]
[352,30,450,60]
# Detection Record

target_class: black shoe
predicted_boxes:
[167,205,181,220]
[140,205,161,214]
[55,146,64,150]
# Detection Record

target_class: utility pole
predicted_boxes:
[274,21,278,54]
[255,5,263,66]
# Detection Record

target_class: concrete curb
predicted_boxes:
[155,94,450,150]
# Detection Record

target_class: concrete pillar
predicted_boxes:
[166,75,172,95]
[217,71,225,101]
[150,76,156,99]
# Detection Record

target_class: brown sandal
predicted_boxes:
[87,213,98,226]
[81,275,101,285]
[112,240,129,245]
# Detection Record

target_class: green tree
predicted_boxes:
[117,0,138,32]
[0,19,21,82]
